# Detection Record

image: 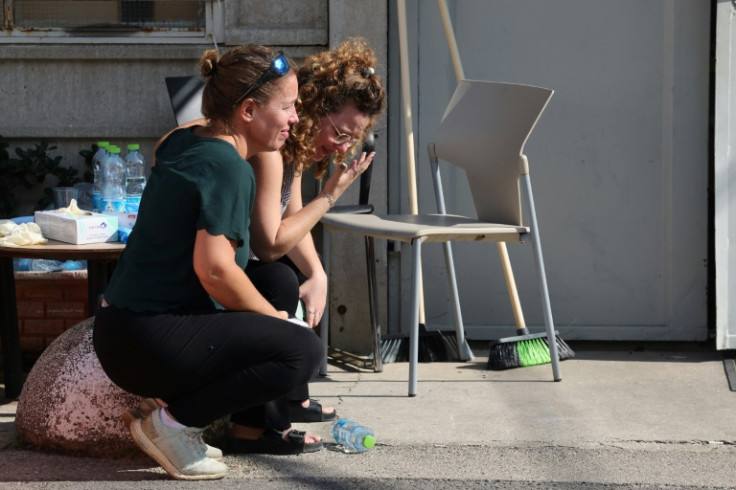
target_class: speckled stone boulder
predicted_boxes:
[15,317,230,458]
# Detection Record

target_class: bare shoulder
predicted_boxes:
[249,151,285,182]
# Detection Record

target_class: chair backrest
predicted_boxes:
[432,79,553,225]
[165,76,205,126]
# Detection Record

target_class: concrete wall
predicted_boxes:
[0,1,334,216]
[0,0,389,356]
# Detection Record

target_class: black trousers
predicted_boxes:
[93,304,323,429]
[230,259,314,430]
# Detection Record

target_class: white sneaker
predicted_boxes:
[130,408,227,481]
[123,399,223,460]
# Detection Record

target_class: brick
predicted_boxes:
[13,271,90,357]
[14,283,30,300]
[46,301,85,318]
[24,319,65,336]
[17,300,45,318]
[22,285,64,300]
[63,282,88,301]
[15,286,42,301]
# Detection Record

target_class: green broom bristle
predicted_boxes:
[517,337,552,367]
[487,331,575,370]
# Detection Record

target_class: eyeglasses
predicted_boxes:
[233,51,290,106]
[326,115,358,145]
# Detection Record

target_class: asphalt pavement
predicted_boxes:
[2,340,736,489]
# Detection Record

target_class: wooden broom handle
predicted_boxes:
[439,0,465,80]
[398,0,426,324]
[438,0,525,330]
[497,242,526,329]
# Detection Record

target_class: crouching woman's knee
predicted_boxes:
[291,328,325,382]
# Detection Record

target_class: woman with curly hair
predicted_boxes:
[228,37,386,455]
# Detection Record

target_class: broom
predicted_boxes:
[368,1,471,367]
[377,324,464,364]
[487,327,575,370]
[486,242,574,370]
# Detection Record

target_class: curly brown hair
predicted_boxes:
[282,38,386,178]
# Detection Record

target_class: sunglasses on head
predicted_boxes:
[233,51,290,107]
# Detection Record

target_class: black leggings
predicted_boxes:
[93,303,323,429]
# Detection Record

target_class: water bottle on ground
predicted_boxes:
[330,418,376,453]
[124,143,146,213]
[101,145,126,214]
[91,142,109,213]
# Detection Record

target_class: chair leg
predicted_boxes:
[364,235,383,372]
[521,172,562,381]
[319,226,330,377]
[441,242,474,361]
[408,237,423,396]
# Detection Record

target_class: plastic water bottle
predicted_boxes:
[59,260,86,271]
[13,258,33,271]
[92,141,110,169]
[117,226,133,244]
[124,143,146,213]
[91,142,109,213]
[28,259,65,272]
[101,145,126,214]
[92,167,104,213]
[330,418,376,453]
[17,259,86,272]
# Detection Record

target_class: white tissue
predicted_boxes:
[56,199,92,216]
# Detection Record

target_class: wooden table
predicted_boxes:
[0,240,125,399]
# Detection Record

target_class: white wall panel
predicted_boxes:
[390,0,710,341]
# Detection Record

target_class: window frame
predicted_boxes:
[0,0,224,44]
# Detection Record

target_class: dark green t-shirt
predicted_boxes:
[103,127,255,312]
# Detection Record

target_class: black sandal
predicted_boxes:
[227,428,323,455]
[288,399,337,422]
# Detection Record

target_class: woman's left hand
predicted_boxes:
[330,151,375,197]
[299,270,328,328]
[345,151,375,179]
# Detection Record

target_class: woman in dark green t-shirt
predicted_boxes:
[93,45,323,481]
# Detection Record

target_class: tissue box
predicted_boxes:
[34,210,118,244]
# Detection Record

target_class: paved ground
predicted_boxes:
[2,340,736,489]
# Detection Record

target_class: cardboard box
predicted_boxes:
[117,212,138,229]
[34,210,118,244]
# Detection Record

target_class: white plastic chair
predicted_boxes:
[321,79,560,396]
